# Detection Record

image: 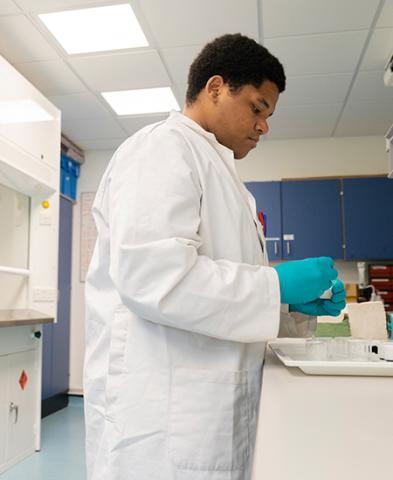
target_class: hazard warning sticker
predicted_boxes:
[19,370,28,390]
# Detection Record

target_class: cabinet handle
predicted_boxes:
[286,241,291,255]
[9,402,19,424]
[274,241,278,255]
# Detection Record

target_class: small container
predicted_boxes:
[379,341,393,361]
[346,338,381,361]
[330,337,349,360]
[346,338,370,361]
[306,338,331,361]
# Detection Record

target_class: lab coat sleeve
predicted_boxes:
[277,305,317,338]
[107,129,281,343]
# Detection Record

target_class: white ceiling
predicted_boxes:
[0,0,392,150]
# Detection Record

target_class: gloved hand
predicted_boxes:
[274,256,338,305]
[289,279,346,317]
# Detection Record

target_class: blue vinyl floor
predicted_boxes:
[1,396,86,480]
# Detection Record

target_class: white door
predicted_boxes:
[6,350,38,462]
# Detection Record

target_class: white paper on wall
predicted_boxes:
[80,192,97,282]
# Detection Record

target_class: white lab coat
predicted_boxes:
[84,111,315,480]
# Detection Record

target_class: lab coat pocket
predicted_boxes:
[169,368,249,472]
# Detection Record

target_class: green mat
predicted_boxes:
[315,318,351,337]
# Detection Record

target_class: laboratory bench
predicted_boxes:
[0,309,54,327]
[252,342,393,480]
[0,309,54,474]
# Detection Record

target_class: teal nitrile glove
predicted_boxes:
[273,256,338,305]
[289,279,346,317]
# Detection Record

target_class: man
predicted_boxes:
[84,34,345,480]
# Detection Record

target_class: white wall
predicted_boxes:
[69,134,388,393]
[69,150,114,393]
[237,135,387,180]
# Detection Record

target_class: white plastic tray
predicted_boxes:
[269,339,393,376]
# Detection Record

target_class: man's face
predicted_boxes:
[206,79,279,159]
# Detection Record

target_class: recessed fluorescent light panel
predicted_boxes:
[0,99,53,124]
[39,4,148,54]
[102,87,180,115]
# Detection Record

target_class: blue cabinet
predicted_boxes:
[246,177,392,262]
[281,179,344,260]
[60,153,79,201]
[343,178,393,260]
[42,196,72,415]
[246,181,282,260]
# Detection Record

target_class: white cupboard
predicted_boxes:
[0,318,52,475]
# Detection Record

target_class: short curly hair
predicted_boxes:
[186,33,286,104]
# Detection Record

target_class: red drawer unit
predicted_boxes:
[369,265,393,278]
[369,264,393,311]
[370,278,393,289]
[378,291,393,302]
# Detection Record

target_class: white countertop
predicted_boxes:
[252,343,393,480]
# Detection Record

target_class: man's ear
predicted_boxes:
[205,75,225,102]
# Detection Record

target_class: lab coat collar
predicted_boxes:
[169,110,235,161]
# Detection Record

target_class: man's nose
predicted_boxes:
[256,118,269,135]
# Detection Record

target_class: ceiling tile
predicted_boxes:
[348,70,393,103]
[279,73,353,106]
[118,114,168,135]
[61,117,127,141]
[68,50,171,92]
[376,0,393,28]
[335,100,393,136]
[359,27,393,70]
[75,138,124,151]
[266,103,342,139]
[14,0,111,11]
[15,59,88,95]
[140,0,259,48]
[48,92,111,119]
[0,1,21,15]
[265,31,368,76]
[262,0,379,38]
[0,14,59,63]
[161,45,202,85]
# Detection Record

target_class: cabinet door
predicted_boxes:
[343,178,393,260]
[281,180,343,260]
[42,196,72,399]
[245,181,282,260]
[0,57,60,169]
[7,350,38,461]
[0,356,7,467]
[41,323,53,399]
[52,196,72,394]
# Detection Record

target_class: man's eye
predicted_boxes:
[252,105,261,114]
